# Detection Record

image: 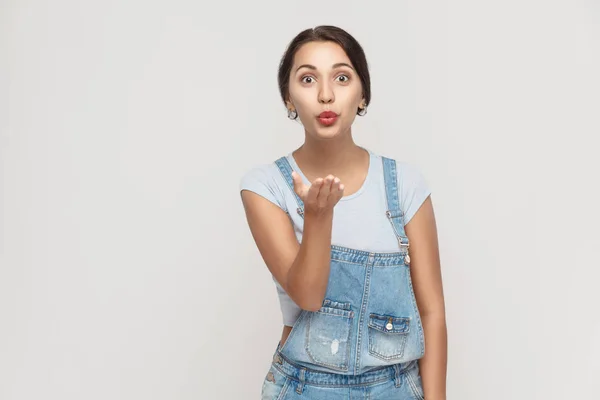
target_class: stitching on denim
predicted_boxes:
[275,377,290,400]
[354,257,373,373]
[367,328,408,361]
[305,308,353,372]
[278,311,306,355]
[330,257,408,267]
[405,370,424,400]
[274,157,304,218]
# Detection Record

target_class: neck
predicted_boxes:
[293,130,366,176]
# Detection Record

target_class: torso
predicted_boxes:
[261,149,430,344]
[279,147,369,346]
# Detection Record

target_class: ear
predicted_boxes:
[286,100,295,111]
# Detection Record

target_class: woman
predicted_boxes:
[240,25,447,399]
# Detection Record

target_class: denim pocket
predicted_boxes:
[306,299,354,371]
[367,313,410,360]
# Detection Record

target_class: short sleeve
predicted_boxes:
[239,164,288,212]
[397,162,431,225]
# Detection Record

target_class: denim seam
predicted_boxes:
[275,377,291,400]
[405,370,424,400]
[271,361,418,389]
[353,257,373,374]
[330,258,408,267]
[305,307,353,372]
[274,157,304,216]
[270,369,391,389]
[367,328,408,361]
[330,259,370,266]
[330,245,407,258]
[278,311,305,355]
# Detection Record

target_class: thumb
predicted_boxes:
[291,171,304,195]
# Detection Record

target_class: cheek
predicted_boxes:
[338,85,362,104]
[341,97,362,115]
[290,96,316,118]
[288,88,310,108]
[294,104,314,123]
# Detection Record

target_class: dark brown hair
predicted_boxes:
[277,25,371,117]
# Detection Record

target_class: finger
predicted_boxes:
[306,177,324,204]
[328,177,342,201]
[317,175,334,205]
[291,171,305,197]
[329,180,345,204]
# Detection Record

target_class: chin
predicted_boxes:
[312,124,347,140]
[315,130,342,140]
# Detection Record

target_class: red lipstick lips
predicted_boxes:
[318,111,338,126]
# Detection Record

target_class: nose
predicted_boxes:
[318,82,334,104]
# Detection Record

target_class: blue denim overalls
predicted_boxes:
[261,156,426,399]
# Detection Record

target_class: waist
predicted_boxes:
[272,342,418,386]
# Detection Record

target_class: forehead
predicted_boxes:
[292,41,353,69]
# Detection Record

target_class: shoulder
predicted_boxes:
[376,152,431,225]
[373,151,427,181]
[239,159,289,212]
[370,152,427,183]
[239,161,280,185]
[395,160,429,187]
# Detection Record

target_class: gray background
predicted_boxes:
[2,0,599,398]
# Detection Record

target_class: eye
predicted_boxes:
[301,76,315,84]
[336,74,350,83]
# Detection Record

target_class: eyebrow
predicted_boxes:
[295,62,355,73]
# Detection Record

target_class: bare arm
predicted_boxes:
[241,174,343,311]
[405,195,447,400]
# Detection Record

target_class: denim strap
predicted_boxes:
[382,157,410,251]
[274,156,305,218]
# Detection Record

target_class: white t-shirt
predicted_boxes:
[240,148,431,326]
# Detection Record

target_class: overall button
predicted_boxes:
[386,317,393,331]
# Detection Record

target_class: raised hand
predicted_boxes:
[291,171,344,216]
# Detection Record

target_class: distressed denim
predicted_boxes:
[261,343,425,399]
[261,157,426,399]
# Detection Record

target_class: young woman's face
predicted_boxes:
[287,41,365,140]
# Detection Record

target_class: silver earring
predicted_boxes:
[287,109,298,119]
[358,106,367,116]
